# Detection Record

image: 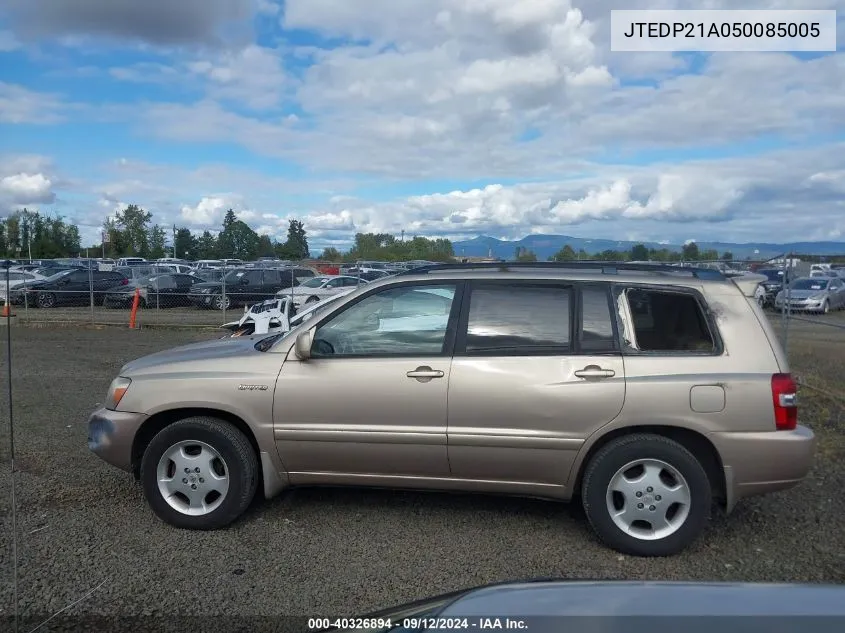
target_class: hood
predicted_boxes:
[120,335,270,375]
[330,580,845,632]
[15,279,48,290]
[190,281,222,291]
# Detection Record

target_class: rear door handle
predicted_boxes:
[574,365,616,379]
[407,366,445,380]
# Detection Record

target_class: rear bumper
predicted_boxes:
[709,425,816,512]
[87,407,147,472]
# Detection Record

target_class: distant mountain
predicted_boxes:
[451,234,845,260]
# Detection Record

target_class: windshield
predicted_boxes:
[222,269,248,283]
[299,277,328,288]
[791,279,828,291]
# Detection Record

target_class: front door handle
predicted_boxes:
[574,365,616,379]
[407,366,445,381]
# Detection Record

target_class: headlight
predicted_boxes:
[201,287,214,294]
[105,377,132,410]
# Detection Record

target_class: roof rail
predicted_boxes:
[399,261,727,280]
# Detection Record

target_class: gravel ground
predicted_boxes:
[0,318,843,624]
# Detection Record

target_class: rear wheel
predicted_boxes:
[140,417,258,530]
[36,292,56,309]
[581,434,711,556]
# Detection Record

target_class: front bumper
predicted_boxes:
[775,300,825,312]
[87,407,148,472]
[709,425,816,512]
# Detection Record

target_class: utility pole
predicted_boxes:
[172,224,177,258]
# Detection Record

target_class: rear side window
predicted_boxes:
[624,288,715,353]
[463,283,571,355]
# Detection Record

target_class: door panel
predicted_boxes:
[273,282,462,479]
[274,357,452,477]
[446,282,625,487]
[448,355,625,485]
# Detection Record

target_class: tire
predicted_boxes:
[36,292,56,309]
[581,433,711,557]
[820,300,829,315]
[140,417,258,530]
[212,293,231,311]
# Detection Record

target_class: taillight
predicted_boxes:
[771,373,798,431]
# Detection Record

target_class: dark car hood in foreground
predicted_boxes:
[329,581,845,633]
[120,335,272,374]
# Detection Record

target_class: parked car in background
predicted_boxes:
[0,270,47,301]
[756,268,791,307]
[279,275,366,307]
[192,260,224,271]
[89,262,814,556]
[344,268,393,282]
[12,269,128,307]
[188,267,316,310]
[809,263,832,277]
[116,257,148,267]
[195,269,225,283]
[104,273,205,308]
[775,276,845,314]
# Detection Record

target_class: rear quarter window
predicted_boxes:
[621,288,716,354]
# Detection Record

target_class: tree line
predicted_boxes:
[0,209,81,259]
[97,206,310,261]
[527,241,735,263]
[93,204,456,262]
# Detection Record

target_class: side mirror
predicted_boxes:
[294,331,312,360]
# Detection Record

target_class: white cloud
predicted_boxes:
[186,45,289,110]
[0,173,56,204]
[0,82,67,124]
[180,195,240,226]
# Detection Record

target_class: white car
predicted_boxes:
[0,270,47,300]
[277,275,366,307]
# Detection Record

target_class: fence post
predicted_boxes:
[89,264,95,325]
[222,264,227,322]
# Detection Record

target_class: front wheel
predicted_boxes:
[581,434,711,556]
[820,300,830,315]
[140,417,258,530]
[212,293,231,311]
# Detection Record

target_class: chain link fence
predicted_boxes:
[2,261,385,330]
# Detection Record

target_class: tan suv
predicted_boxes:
[88,262,815,556]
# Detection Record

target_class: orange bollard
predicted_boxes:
[129,288,140,329]
[1,295,14,318]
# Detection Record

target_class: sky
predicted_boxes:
[0,0,844,253]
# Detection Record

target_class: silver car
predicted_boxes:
[775,276,845,314]
[88,263,815,556]
[279,275,366,307]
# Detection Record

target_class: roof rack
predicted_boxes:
[399,261,727,280]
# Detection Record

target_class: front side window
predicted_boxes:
[312,284,457,357]
[463,283,571,355]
